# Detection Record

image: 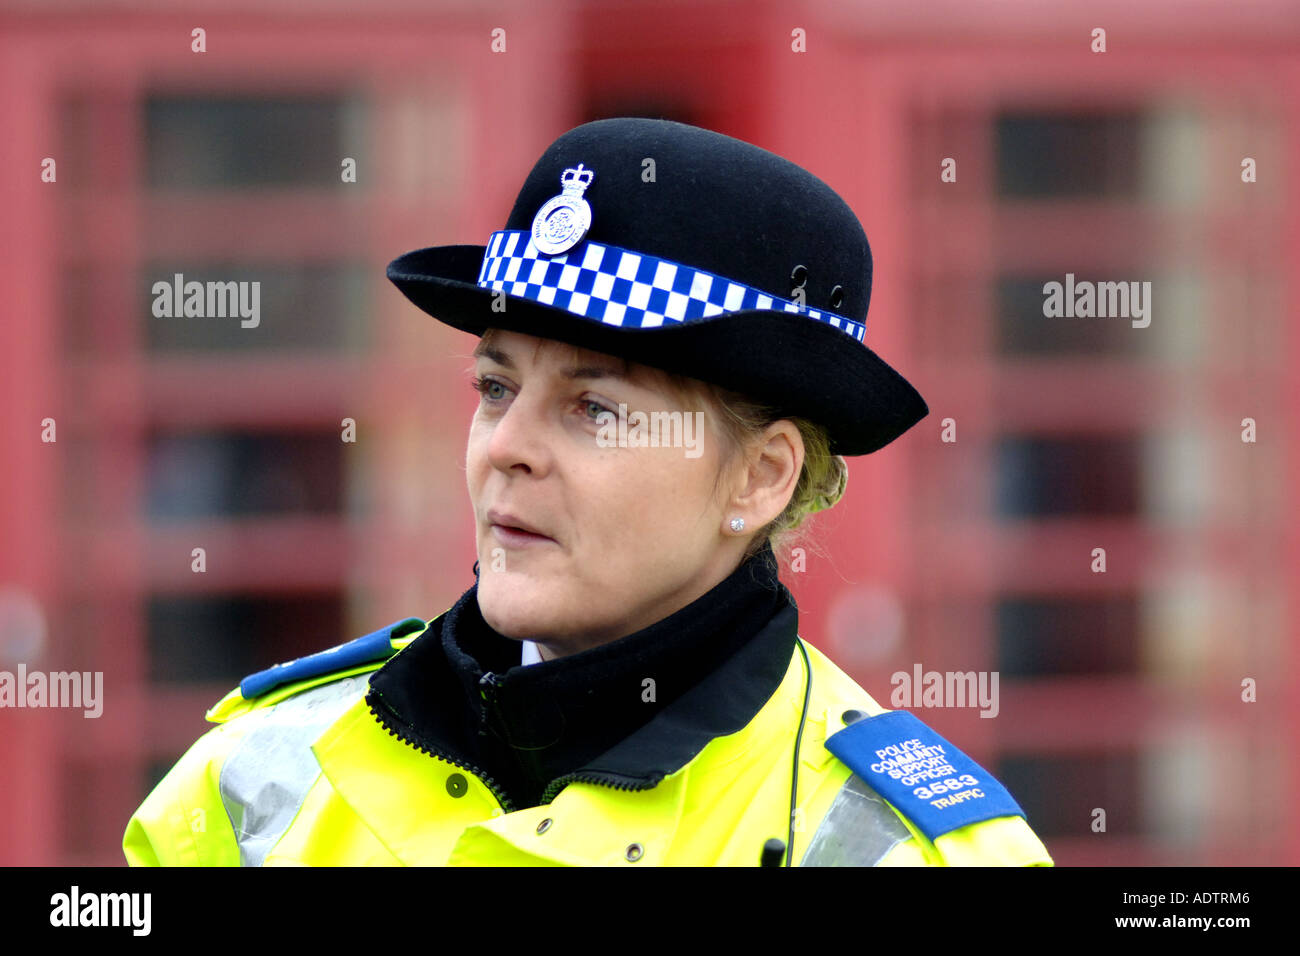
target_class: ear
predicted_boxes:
[728,421,804,529]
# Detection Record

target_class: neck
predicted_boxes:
[491,543,757,660]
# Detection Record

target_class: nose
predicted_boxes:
[485,387,554,477]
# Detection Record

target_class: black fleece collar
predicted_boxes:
[365,542,799,810]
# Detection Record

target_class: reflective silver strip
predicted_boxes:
[799,773,915,867]
[219,677,367,867]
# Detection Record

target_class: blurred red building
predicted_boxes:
[0,0,1296,866]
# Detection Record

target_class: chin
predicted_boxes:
[478,581,556,640]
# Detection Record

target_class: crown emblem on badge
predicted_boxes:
[531,163,594,256]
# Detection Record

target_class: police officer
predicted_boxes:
[124,118,1053,867]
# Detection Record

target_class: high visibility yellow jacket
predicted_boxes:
[123,615,1054,867]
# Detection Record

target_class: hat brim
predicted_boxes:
[387,245,928,456]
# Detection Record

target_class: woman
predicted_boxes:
[124,118,1053,866]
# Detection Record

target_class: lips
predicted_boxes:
[487,509,555,543]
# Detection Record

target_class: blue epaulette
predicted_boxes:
[239,617,429,699]
[824,709,1027,843]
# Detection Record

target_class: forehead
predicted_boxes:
[474,330,702,405]
[474,330,625,371]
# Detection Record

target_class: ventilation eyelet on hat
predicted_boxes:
[829,285,845,309]
[790,264,808,286]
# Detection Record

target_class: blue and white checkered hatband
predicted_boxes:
[476,229,867,343]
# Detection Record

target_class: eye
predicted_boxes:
[471,375,508,402]
[581,398,614,422]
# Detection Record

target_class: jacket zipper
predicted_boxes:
[479,670,663,804]
[477,672,502,738]
[369,676,662,810]
[539,769,660,805]
[366,693,518,814]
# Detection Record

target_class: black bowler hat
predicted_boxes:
[386,117,927,456]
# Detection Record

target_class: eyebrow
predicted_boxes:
[472,342,632,383]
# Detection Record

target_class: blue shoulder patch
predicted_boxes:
[824,710,1026,843]
[239,617,428,699]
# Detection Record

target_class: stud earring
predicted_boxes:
[729,517,745,533]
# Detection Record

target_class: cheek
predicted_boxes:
[465,420,489,481]
[595,452,717,542]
